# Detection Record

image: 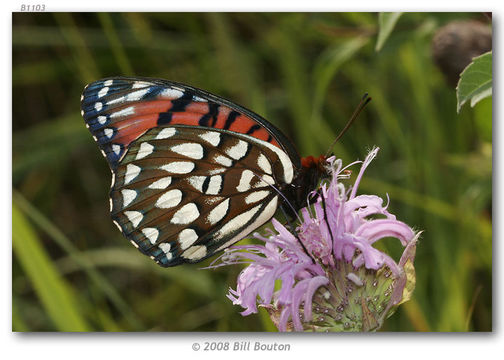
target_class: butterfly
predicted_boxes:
[80,77,329,267]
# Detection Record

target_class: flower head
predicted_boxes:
[216,148,419,331]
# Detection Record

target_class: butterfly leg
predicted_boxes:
[319,191,335,257]
[279,204,315,264]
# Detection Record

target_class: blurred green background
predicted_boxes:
[12,12,492,331]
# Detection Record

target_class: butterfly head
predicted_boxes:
[300,154,327,171]
[284,154,330,211]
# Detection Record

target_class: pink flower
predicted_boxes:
[215,148,419,332]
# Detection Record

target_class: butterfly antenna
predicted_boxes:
[325,93,372,158]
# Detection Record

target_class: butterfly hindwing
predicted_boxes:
[109,125,294,266]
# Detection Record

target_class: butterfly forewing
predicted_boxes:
[81,77,300,171]
[108,125,293,266]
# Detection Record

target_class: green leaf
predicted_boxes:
[375,12,402,52]
[457,51,492,113]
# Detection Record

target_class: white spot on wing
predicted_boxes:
[142,227,159,244]
[245,190,271,204]
[110,106,135,119]
[216,196,278,251]
[98,87,109,98]
[178,229,198,250]
[112,144,121,156]
[181,245,207,260]
[249,137,293,184]
[160,161,195,174]
[225,140,248,160]
[257,175,275,188]
[171,203,199,225]
[94,102,103,111]
[132,81,146,89]
[213,154,233,167]
[121,189,137,207]
[171,143,204,160]
[124,164,141,184]
[199,131,220,146]
[107,88,150,105]
[104,128,114,139]
[104,79,113,86]
[97,115,107,125]
[160,88,184,99]
[208,167,226,175]
[112,220,122,232]
[159,242,171,254]
[148,176,172,190]
[188,176,206,192]
[136,142,154,160]
[155,189,182,209]
[257,154,272,175]
[215,204,262,240]
[156,127,176,139]
[236,170,255,192]
[193,95,208,102]
[205,196,224,205]
[206,175,222,195]
[207,198,230,225]
[124,210,143,228]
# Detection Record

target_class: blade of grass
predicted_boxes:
[375,12,403,51]
[268,20,316,156]
[310,37,370,158]
[402,298,430,331]
[12,300,30,332]
[13,203,91,331]
[54,247,217,299]
[53,13,100,83]
[205,13,267,115]
[97,13,134,76]
[13,190,145,330]
[311,36,370,126]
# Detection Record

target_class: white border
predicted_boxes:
[4,2,502,359]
